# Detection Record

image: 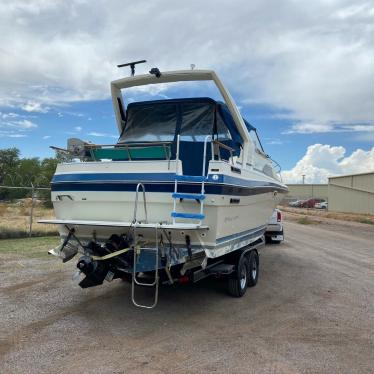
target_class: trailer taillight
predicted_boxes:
[179,276,189,284]
[277,211,282,222]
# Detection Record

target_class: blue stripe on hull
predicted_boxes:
[52,172,288,192]
[215,225,266,246]
[51,181,286,196]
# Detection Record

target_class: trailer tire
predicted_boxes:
[247,250,259,287]
[227,256,249,297]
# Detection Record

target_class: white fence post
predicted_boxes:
[29,183,35,237]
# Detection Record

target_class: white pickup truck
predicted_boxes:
[265,208,284,244]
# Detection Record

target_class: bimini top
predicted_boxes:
[118,97,255,156]
[111,69,255,166]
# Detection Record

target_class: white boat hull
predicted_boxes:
[49,160,287,259]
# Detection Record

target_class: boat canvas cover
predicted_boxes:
[118,98,255,155]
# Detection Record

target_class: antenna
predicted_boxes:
[117,60,147,76]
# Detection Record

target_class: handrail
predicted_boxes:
[212,140,234,152]
[131,224,159,308]
[270,157,283,182]
[133,183,148,223]
[202,135,212,177]
[200,135,212,223]
[212,140,234,165]
[85,141,173,148]
[172,135,181,224]
[172,135,211,225]
[255,148,269,158]
[271,157,282,173]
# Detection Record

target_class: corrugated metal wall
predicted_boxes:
[328,172,374,214]
[286,184,328,200]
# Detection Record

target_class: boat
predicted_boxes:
[40,62,288,308]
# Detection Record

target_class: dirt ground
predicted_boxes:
[0,218,373,373]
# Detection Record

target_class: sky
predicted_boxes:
[0,0,374,183]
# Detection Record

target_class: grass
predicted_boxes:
[281,206,374,226]
[0,204,7,216]
[0,236,60,258]
[0,201,57,239]
[296,216,314,225]
[358,218,374,225]
[0,227,58,239]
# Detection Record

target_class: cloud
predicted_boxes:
[42,135,51,139]
[63,111,84,118]
[0,118,38,130]
[0,115,38,140]
[282,144,374,183]
[8,133,27,138]
[354,132,374,142]
[285,123,335,134]
[12,119,38,129]
[0,112,19,119]
[21,101,49,113]
[285,122,374,134]
[0,130,27,138]
[0,0,374,133]
[65,125,84,135]
[265,138,283,145]
[87,131,117,138]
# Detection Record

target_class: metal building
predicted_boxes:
[286,184,328,201]
[328,172,374,215]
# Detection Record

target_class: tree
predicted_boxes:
[0,148,20,184]
[40,158,59,185]
[0,148,20,199]
[0,148,59,201]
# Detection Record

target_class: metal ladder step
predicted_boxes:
[131,184,159,309]
[171,212,205,220]
[175,175,208,182]
[172,193,205,200]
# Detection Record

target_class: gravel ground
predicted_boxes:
[0,218,373,374]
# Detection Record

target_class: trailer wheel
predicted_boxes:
[247,250,259,287]
[227,256,249,297]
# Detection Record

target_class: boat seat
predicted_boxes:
[90,145,171,161]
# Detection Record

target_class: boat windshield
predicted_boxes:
[249,129,265,153]
[120,101,176,142]
[118,98,233,144]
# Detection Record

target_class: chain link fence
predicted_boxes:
[0,185,57,239]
